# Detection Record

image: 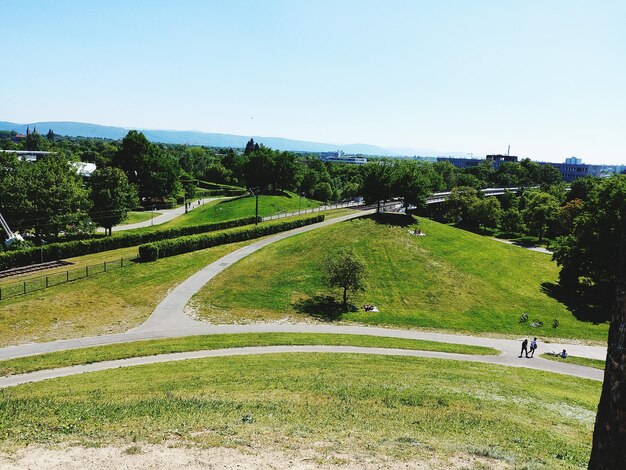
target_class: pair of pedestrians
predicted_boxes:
[519,337,538,358]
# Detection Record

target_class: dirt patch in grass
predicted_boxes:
[0,444,509,469]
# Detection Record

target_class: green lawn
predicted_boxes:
[0,209,356,347]
[191,214,609,342]
[541,354,606,370]
[122,211,161,225]
[0,354,599,468]
[0,332,497,377]
[0,242,252,347]
[144,191,320,231]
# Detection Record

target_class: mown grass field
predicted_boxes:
[0,242,251,347]
[122,211,161,225]
[145,192,320,231]
[192,215,609,342]
[0,354,599,468]
[0,210,356,347]
[0,332,497,377]
[541,354,606,370]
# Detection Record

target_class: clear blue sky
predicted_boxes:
[1,0,625,163]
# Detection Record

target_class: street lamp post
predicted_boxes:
[249,187,260,224]
[151,205,156,226]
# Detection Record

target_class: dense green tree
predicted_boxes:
[311,181,334,201]
[551,175,626,468]
[492,161,532,187]
[179,147,214,179]
[138,146,181,200]
[112,131,180,201]
[456,173,483,190]
[567,176,599,202]
[500,208,526,234]
[112,130,152,186]
[323,248,367,308]
[273,151,299,191]
[471,197,502,229]
[26,154,92,240]
[244,138,259,156]
[89,167,138,235]
[444,186,480,225]
[432,161,457,190]
[395,162,432,211]
[521,190,560,242]
[361,162,396,212]
[0,151,30,236]
[499,190,519,211]
[24,129,48,151]
[244,146,276,191]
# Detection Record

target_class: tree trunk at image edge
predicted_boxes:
[588,218,626,469]
[343,287,348,309]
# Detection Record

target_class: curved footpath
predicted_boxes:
[101,197,220,232]
[0,345,602,388]
[0,209,608,386]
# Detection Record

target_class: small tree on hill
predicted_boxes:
[323,248,367,308]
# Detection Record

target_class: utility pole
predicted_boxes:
[249,188,260,224]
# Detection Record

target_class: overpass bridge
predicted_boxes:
[426,187,525,204]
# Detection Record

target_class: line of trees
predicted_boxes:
[0,129,584,245]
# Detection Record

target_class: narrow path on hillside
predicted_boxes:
[132,209,376,332]
[491,237,553,254]
[99,197,220,232]
[0,345,603,388]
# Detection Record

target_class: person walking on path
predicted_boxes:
[529,337,538,358]
[519,338,529,358]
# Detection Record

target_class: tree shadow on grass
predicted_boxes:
[541,282,611,324]
[368,212,416,227]
[293,295,357,322]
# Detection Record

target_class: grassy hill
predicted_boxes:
[1,354,599,468]
[192,214,609,342]
[128,192,320,233]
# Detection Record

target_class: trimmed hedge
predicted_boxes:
[0,216,261,271]
[139,215,325,261]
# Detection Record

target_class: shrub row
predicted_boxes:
[0,216,261,271]
[139,215,325,261]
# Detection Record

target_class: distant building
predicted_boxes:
[0,150,96,176]
[320,150,345,159]
[0,150,54,162]
[320,151,367,165]
[436,156,483,168]
[486,154,519,170]
[544,158,604,182]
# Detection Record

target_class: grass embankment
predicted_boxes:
[0,242,251,347]
[192,215,609,341]
[148,192,320,231]
[0,354,599,468]
[541,354,606,370]
[0,332,497,376]
[0,209,356,347]
[122,211,161,225]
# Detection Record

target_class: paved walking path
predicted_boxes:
[0,345,602,388]
[0,208,607,386]
[99,197,220,233]
[491,237,553,254]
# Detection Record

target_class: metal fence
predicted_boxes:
[0,256,137,301]
[262,201,364,221]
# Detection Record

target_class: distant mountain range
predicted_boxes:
[0,120,468,157]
